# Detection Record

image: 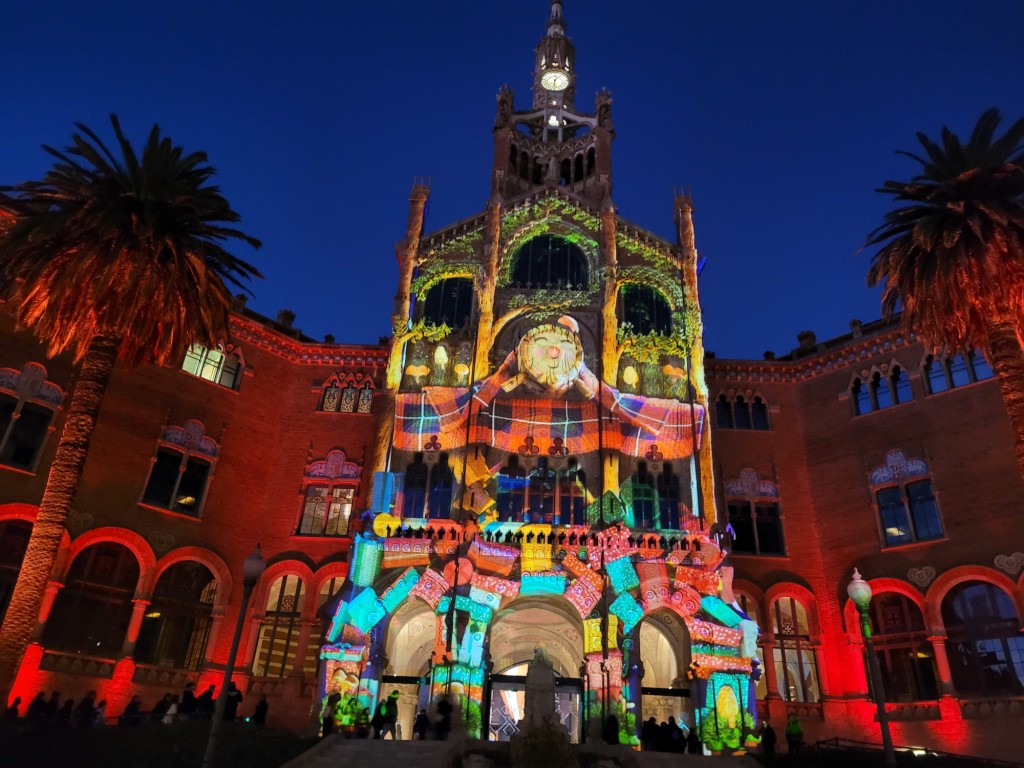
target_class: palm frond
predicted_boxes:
[0,114,262,365]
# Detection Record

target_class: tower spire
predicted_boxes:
[533,0,575,111]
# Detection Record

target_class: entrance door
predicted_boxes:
[486,672,583,743]
[380,674,426,740]
[641,686,693,734]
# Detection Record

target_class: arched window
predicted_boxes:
[619,284,672,336]
[181,344,242,390]
[356,383,373,413]
[135,561,216,670]
[751,396,770,430]
[402,454,429,519]
[427,454,455,520]
[890,366,912,404]
[574,154,584,182]
[527,457,557,524]
[44,542,140,656]
[871,371,893,409]
[632,462,657,529]
[770,596,820,703]
[733,396,752,430]
[304,576,346,677]
[943,582,1024,696]
[924,351,995,394]
[716,395,734,429]
[252,575,305,678]
[586,147,595,176]
[0,520,31,624]
[497,456,528,522]
[851,377,872,415]
[865,593,938,702]
[510,234,588,290]
[559,158,571,186]
[557,459,587,526]
[422,278,474,329]
[657,463,680,530]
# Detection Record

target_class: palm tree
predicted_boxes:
[0,115,261,705]
[866,108,1024,474]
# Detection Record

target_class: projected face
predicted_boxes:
[518,323,584,394]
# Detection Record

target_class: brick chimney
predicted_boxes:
[797,330,817,350]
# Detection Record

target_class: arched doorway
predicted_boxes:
[639,609,694,735]
[487,597,585,742]
[382,598,438,739]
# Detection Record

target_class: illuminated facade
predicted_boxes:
[321,2,755,748]
[1,2,1022,761]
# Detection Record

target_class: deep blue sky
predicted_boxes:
[4,2,1023,359]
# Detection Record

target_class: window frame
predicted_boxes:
[715,393,771,431]
[134,561,217,671]
[42,542,140,656]
[726,499,786,556]
[923,350,995,396]
[873,478,944,549]
[252,574,305,679]
[181,343,243,390]
[942,581,1024,698]
[866,593,939,702]
[296,483,356,537]
[851,365,912,416]
[139,421,219,519]
[770,596,821,703]
[0,393,55,472]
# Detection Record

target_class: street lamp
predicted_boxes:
[202,545,266,768]
[846,568,897,768]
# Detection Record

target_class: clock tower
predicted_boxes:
[491,0,614,206]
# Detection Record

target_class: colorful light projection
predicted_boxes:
[321,316,757,748]
[321,513,760,748]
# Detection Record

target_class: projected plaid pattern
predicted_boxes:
[394,388,705,458]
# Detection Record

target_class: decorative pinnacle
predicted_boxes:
[548,0,566,36]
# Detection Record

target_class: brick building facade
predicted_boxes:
[2,2,1022,759]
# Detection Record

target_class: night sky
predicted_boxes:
[4,2,1023,359]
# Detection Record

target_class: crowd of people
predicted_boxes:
[320,690,455,741]
[3,682,268,729]
[640,716,702,753]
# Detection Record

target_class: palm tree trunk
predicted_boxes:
[0,334,118,708]
[987,321,1024,478]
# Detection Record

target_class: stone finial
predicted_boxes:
[849,319,863,338]
[276,309,296,328]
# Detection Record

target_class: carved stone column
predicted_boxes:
[31,580,64,641]
[120,598,151,658]
[928,635,957,697]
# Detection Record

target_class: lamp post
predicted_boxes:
[202,545,266,768]
[846,568,897,768]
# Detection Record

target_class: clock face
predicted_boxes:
[518,323,584,394]
[541,70,570,92]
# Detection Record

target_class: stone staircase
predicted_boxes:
[281,736,735,768]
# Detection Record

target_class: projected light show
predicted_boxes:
[319,103,760,747]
